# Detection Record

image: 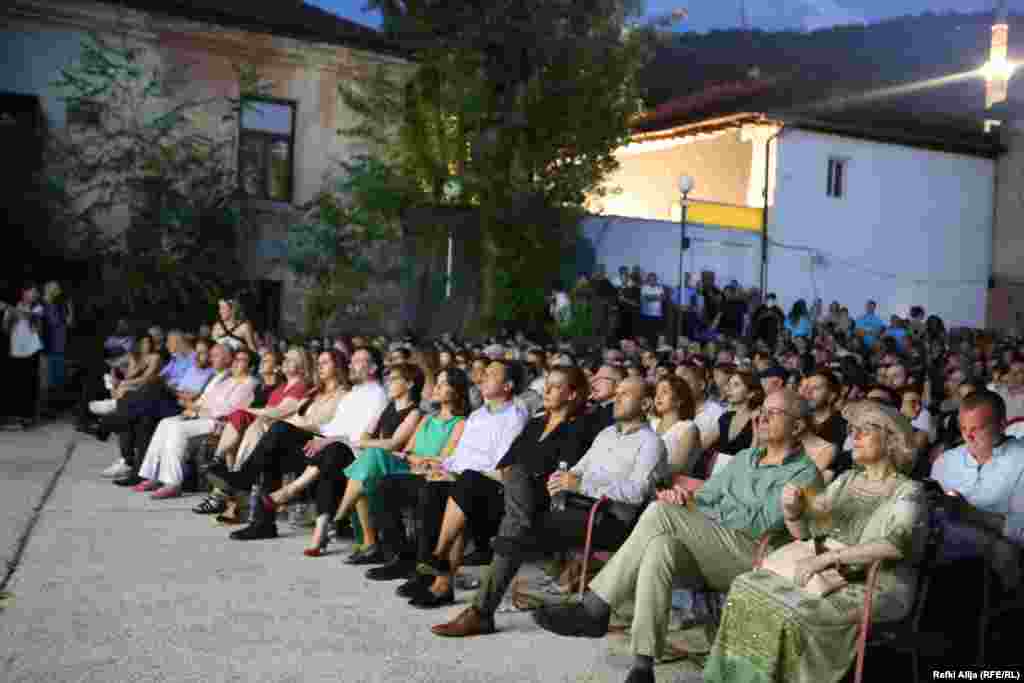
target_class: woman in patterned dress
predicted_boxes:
[704,400,927,683]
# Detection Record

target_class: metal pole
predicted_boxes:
[446,232,454,300]
[676,192,689,346]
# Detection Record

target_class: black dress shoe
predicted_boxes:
[533,602,610,638]
[345,545,396,566]
[229,522,278,541]
[624,668,656,683]
[396,573,433,597]
[366,558,415,581]
[408,586,455,609]
[461,548,494,567]
[114,475,143,487]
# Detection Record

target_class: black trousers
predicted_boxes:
[8,353,40,420]
[309,442,357,519]
[474,494,632,616]
[76,367,109,425]
[449,469,505,554]
[229,421,317,492]
[99,412,158,470]
[375,474,455,562]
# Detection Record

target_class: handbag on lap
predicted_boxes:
[760,538,850,597]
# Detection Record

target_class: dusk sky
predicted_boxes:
[309,0,1020,33]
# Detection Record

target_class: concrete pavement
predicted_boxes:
[0,423,705,683]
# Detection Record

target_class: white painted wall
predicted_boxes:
[769,129,994,328]
[582,215,762,295]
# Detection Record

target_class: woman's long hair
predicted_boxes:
[440,367,472,417]
[656,375,696,421]
[730,368,765,411]
[409,348,439,397]
[311,349,350,397]
[390,362,425,406]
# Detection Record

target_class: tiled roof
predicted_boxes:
[113,0,407,57]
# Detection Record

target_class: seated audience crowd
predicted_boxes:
[36,278,1024,681]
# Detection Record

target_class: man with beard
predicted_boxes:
[800,367,847,448]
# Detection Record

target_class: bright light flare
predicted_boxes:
[979,58,1019,82]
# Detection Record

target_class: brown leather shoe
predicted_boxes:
[431,606,496,638]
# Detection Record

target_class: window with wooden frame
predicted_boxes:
[826,157,847,198]
[238,98,296,202]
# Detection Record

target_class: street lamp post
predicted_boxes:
[676,174,694,347]
[442,178,463,300]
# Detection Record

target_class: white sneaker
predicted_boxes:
[89,399,117,416]
[101,459,131,478]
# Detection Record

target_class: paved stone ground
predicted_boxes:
[1,423,705,683]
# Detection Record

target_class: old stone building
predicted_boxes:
[1,0,410,334]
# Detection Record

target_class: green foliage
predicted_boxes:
[559,301,596,340]
[287,156,416,335]
[339,0,659,334]
[45,33,268,321]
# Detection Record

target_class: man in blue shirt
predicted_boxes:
[854,300,886,350]
[174,339,216,410]
[158,331,197,391]
[932,390,1024,588]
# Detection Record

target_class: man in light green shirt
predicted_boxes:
[535,389,822,683]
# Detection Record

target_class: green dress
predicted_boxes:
[343,414,463,542]
[703,470,927,683]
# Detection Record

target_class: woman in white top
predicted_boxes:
[651,375,701,475]
[2,283,44,429]
[676,362,725,452]
[211,298,258,352]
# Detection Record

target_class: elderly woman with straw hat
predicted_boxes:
[704,400,928,683]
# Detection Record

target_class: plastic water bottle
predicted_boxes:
[551,461,569,512]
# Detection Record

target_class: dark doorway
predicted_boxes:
[253,279,282,335]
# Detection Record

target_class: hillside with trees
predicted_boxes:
[638,10,1020,131]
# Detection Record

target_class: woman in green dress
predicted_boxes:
[704,400,928,683]
[331,367,471,562]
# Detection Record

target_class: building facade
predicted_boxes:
[1,0,409,334]
[586,114,997,329]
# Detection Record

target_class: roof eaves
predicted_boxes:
[768,113,1004,159]
[629,112,780,142]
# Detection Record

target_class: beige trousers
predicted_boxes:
[588,501,758,659]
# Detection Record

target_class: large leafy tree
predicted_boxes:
[46,33,269,322]
[320,0,668,334]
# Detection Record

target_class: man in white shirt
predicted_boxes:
[226,347,388,541]
[640,272,666,347]
[367,359,528,572]
[432,376,667,638]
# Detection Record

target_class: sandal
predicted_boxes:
[193,496,226,515]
